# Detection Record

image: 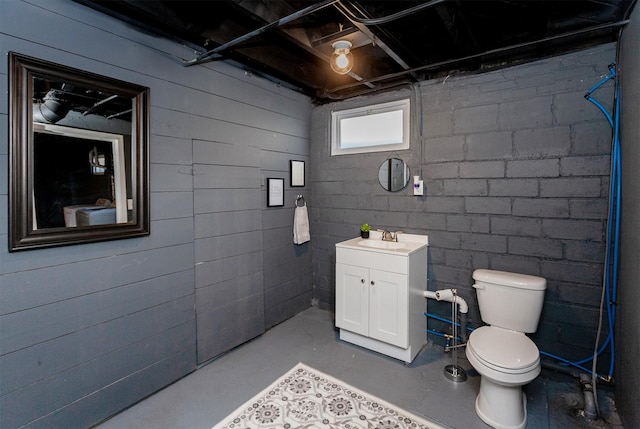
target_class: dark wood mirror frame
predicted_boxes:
[8,52,150,251]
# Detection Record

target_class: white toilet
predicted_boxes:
[465,269,547,429]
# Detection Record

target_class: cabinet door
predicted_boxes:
[369,269,407,348]
[335,263,369,336]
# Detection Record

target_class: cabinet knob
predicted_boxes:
[370,281,375,286]
[361,279,365,283]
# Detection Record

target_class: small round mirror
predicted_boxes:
[378,158,410,192]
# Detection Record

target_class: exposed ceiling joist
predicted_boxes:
[75,0,637,103]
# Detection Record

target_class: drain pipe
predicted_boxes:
[424,289,469,342]
[540,360,598,420]
[580,373,599,420]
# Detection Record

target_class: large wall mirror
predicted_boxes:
[9,52,150,251]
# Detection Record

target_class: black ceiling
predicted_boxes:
[75,0,636,103]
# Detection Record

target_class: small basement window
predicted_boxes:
[331,98,410,155]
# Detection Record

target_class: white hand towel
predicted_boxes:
[293,204,310,245]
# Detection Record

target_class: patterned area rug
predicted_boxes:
[212,362,449,429]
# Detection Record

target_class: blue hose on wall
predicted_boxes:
[582,63,621,381]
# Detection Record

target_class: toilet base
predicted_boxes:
[475,378,527,429]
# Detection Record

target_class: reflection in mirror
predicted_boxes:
[9,52,149,251]
[378,158,410,192]
[33,124,128,228]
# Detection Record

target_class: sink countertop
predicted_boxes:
[336,232,428,256]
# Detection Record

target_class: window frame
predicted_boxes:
[331,98,411,156]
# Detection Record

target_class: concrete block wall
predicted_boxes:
[310,43,617,368]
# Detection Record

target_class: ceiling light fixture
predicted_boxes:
[330,40,353,75]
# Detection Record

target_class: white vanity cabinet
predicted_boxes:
[336,263,408,347]
[335,234,428,363]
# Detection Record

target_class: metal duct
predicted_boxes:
[33,90,71,124]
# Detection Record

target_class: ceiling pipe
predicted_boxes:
[183,0,340,66]
[83,94,119,116]
[323,19,631,96]
[318,79,414,101]
[181,0,453,90]
[334,1,418,79]
[332,0,451,84]
[337,0,450,26]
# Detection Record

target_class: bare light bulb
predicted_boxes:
[330,40,353,75]
[336,53,349,69]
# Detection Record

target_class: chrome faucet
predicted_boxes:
[380,230,402,242]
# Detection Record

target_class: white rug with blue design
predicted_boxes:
[212,362,449,429]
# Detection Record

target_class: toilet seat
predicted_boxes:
[467,326,540,374]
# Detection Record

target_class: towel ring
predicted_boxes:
[295,195,305,207]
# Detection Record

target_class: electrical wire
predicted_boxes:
[413,84,424,179]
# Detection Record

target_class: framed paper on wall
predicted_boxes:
[267,178,285,207]
[290,160,305,187]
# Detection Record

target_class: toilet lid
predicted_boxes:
[468,326,540,372]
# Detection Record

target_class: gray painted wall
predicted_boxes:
[1,0,637,427]
[617,4,640,427]
[310,44,619,370]
[0,0,312,427]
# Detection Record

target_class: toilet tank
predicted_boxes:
[473,269,546,333]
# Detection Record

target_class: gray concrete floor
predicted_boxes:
[96,307,621,429]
